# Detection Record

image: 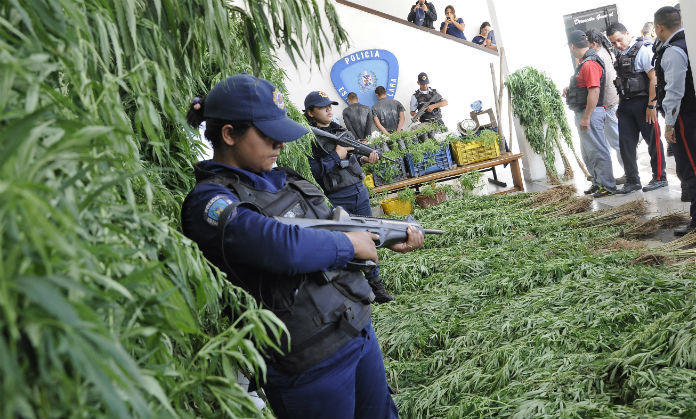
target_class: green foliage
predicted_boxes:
[364,125,444,184]
[397,188,417,205]
[418,183,439,198]
[459,171,484,193]
[373,193,696,418]
[419,182,451,198]
[237,0,349,70]
[1,0,348,417]
[505,67,574,177]
[408,138,442,165]
[370,190,389,208]
[458,129,499,148]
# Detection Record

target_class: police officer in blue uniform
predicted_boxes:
[654,6,696,236]
[182,74,424,419]
[607,22,668,194]
[410,72,448,127]
[304,91,395,303]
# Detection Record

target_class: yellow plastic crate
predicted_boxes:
[364,174,375,189]
[380,197,413,216]
[450,140,500,166]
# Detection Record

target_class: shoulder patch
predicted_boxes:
[204,195,234,226]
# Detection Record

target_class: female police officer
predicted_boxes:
[303,91,395,304]
[181,73,423,419]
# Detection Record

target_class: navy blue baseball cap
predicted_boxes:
[568,30,589,47]
[203,73,308,142]
[304,91,339,110]
[418,72,430,85]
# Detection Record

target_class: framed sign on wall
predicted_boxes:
[330,49,399,108]
[563,5,618,35]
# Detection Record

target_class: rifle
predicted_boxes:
[311,127,396,162]
[274,207,444,271]
[411,97,440,123]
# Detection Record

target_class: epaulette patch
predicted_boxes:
[204,195,234,226]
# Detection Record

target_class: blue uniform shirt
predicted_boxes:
[440,18,466,40]
[660,29,690,126]
[619,37,654,74]
[181,160,355,280]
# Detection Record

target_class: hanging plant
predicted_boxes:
[505,67,588,182]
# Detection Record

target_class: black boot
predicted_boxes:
[681,188,691,202]
[368,278,394,303]
[681,181,691,202]
[674,222,696,237]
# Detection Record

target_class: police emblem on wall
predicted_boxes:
[330,49,399,108]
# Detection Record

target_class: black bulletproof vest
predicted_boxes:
[311,123,365,194]
[614,37,652,99]
[655,30,696,116]
[196,166,373,374]
[566,49,606,112]
[343,103,372,140]
[413,88,443,122]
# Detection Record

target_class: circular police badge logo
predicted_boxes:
[357,70,378,93]
[272,89,285,109]
[318,91,329,97]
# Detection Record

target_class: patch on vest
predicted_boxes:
[204,195,234,226]
[281,203,306,218]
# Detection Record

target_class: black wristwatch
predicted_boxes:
[647,104,656,109]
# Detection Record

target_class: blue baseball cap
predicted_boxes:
[203,73,308,142]
[568,30,589,47]
[417,72,430,85]
[304,91,339,110]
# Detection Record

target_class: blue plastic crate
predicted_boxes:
[406,144,454,177]
[371,157,410,186]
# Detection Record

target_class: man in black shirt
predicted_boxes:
[342,92,373,142]
[407,0,437,29]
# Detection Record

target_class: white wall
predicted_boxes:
[347,0,494,41]
[681,2,696,89]
[492,0,675,93]
[276,2,503,135]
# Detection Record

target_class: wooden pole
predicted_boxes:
[508,88,513,152]
[490,63,501,127]
[498,47,505,115]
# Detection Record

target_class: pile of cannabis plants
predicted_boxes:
[375,189,696,418]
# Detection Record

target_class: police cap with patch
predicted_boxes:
[203,73,308,142]
[417,72,430,85]
[304,91,339,109]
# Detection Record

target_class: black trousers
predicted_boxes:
[674,112,696,222]
[617,97,667,184]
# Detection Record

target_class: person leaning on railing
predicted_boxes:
[439,5,466,40]
[472,21,498,51]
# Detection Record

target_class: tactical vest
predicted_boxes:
[413,88,443,122]
[196,166,373,374]
[614,37,652,99]
[372,98,402,133]
[312,124,365,195]
[654,30,696,116]
[566,49,606,112]
[343,103,372,140]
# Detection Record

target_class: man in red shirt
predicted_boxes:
[564,30,617,197]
